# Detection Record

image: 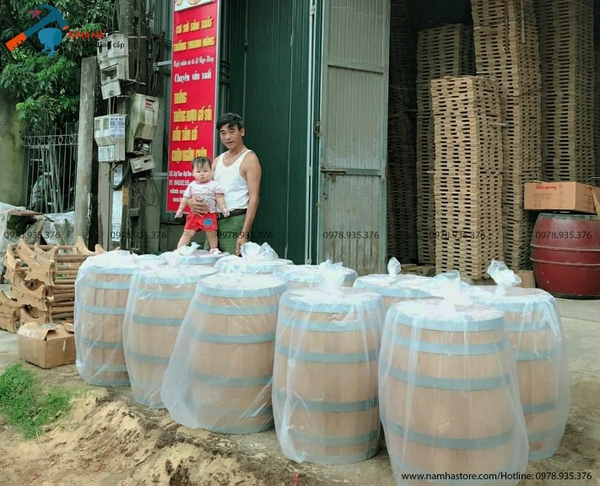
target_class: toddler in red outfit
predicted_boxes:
[175,157,229,253]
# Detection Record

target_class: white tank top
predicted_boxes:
[213,149,251,212]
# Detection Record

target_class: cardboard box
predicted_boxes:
[17,323,76,369]
[516,270,536,289]
[524,182,600,216]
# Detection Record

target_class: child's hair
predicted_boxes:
[191,157,212,171]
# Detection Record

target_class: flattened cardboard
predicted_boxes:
[524,182,600,217]
[17,323,76,369]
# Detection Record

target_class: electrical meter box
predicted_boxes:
[130,155,155,174]
[94,115,127,162]
[127,94,160,154]
[97,34,144,100]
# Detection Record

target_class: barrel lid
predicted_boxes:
[470,286,555,311]
[274,265,358,284]
[135,265,217,285]
[196,273,288,297]
[281,287,384,313]
[354,274,433,298]
[390,301,505,331]
[215,255,293,274]
[81,251,140,274]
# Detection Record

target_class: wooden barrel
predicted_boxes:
[380,301,528,482]
[273,265,358,290]
[215,255,293,274]
[123,265,217,408]
[273,288,385,464]
[353,274,435,309]
[74,253,140,386]
[470,286,570,461]
[167,274,288,434]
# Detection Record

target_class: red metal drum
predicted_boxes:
[531,213,600,298]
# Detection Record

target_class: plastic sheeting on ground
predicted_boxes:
[161,273,288,434]
[215,242,293,274]
[379,284,529,485]
[74,251,141,386]
[273,280,385,465]
[469,261,571,462]
[123,264,217,408]
[274,260,358,290]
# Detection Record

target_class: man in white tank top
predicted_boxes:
[187,113,262,255]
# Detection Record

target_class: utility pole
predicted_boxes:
[116,0,150,254]
[74,57,97,247]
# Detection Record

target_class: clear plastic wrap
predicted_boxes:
[162,242,229,266]
[272,277,386,465]
[123,265,217,408]
[161,273,288,433]
[273,260,358,290]
[74,251,140,386]
[379,295,529,484]
[353,259,434,309]
[470,261,571,462]
[215,242,293,274]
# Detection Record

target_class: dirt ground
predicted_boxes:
[0,298,599,486]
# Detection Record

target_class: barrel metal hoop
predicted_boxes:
[284,427,380,447]
[273,389,378,413]
[387,421,514,450]
[530,258,600,267]
[388,367,513,391]
[531,244,600,254]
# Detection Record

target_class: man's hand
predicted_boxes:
[187,197,209,215]
[236,233,249,256]
[175,209,183,218]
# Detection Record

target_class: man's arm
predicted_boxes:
[237,153,262,253]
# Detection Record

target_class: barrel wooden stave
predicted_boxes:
[472,291,568,461]
[77,272,131,386]
[274,291,383,464]
[125,289,195,406]
[380,303,527,481]
[185,288,283,434]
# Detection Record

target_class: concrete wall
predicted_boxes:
[0,91,25,206]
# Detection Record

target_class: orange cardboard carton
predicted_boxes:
[524,182,600,216]
[17,323,76,369]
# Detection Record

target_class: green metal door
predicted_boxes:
[317,0,390,275]
[222,0,311,263]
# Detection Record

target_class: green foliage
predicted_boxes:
[0,363,72,439]
[0,0,114,125]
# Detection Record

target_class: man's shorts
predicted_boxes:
[184,212,218,232]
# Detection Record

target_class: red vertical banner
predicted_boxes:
[167,0,220,212]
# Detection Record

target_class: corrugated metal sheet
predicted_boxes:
[318,0,390,275]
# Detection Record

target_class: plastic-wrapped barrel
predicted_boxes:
[531,213,600,298]
[470,286,571,461]
[353,274,434,309]
[123,265,217,408]
[274,265,358,290]
[74,252,140,386]
[380,301,528,484]
[215,255,293,274]
[273,288,385,464]
[161,274,288,433]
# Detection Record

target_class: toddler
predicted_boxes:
[175,157,229,253]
